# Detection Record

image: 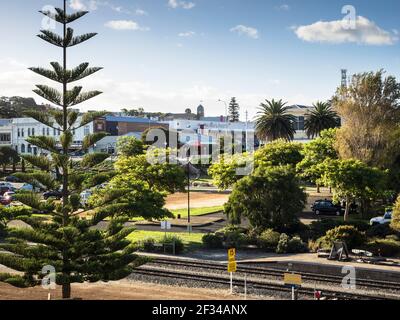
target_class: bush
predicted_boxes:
[308,237,332,252]
[216,225,249,248]
[161,235,184,254]
[287,236,308,253]
[257,229,281,251]
[365,239,400,257]
[142,238,156,252]
[366,224,396,238]
[325,225,367,250]
[202,233,224,249]
[276,233,289,254]
[309,219,342,240]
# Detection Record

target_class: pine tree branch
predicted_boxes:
[72,111,109,130]
[25,136,58,153]
[69,33,97,47]
[82,132,109,150]
[37,30,64,47]
[22,110,59,131]
[33,85,62,106]
[70,90,102,106]
[20,154,52,171]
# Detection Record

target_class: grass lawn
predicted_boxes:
[127,230,205,249]
[171,205,223,218]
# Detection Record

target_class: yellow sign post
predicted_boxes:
[284,273,302,300]
[228,249,237,294]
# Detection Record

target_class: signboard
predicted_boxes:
[284,273,302,288]
[161,221,171,230]
[228,261,237,273]
[228,248,236,262]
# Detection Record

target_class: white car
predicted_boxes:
[80,190,93,205]
[370,211,392,226]
[0,181,13,189]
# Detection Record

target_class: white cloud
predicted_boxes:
[294,16,398,46]
[168,0,196,10]
[69,0,87,11]
[277,4,290,11]
[105,20,150,31]
[178,31,196,37]
[230,25,259,39]
[135,9,148,16]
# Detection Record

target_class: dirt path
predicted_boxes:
[0,280,255,300]
[165,192,229,210]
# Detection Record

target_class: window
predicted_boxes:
[47,128,50,136]
[58,129,61,136]
[54,128,56,136]
[21,128,24,137]
[42,128,45,136]
[32,128,35,136]
[28,128,31,136]
[28,144,32,153]
[18,128,20,137]
[84,126,90,136]
[21,144,25,153]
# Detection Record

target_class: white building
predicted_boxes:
[10,117,94,155]
[0,119,12,147]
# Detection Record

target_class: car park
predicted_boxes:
[370,211,392,226]
[311,200,344,216]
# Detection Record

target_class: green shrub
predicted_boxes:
[308,237,332,252]
[257,229,281,250]
[366,224,396,238]
[161,235,184,254]
[287,236,308,253]
[202,233,224,249]
[365,239,400,257]
[142,238,156,252]
[325,225,367,250]
[309,219,342,240]
[216,225,249,248]
[386,234,400,241]
[276,233,289,254]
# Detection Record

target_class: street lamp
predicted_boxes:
[217,99,228,122]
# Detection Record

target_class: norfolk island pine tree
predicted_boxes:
[0,1,147,299]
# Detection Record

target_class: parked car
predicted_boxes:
[311,200,344,216]
[3,191,16,201]
[5,176,20,183]
[80,190,92,205]
[370,211,392,226]
[0,186,12,196]
[43,190,63,200]
[0,181,14,189]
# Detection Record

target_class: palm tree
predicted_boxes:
[305,101,339,139]
[255,99,296,142]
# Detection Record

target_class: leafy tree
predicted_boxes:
[224,166,306,230]
[228,97,240,122]
[255,99,296,142]
[320,159,388,221]
[116,136,144,157]
[121,108,145,117]
[0,2,146,299]
[297,128,338,192]
[391,195,400,232]
[0,146,20,172]
[255,139,303,169]
[304,101,339,139]
[208,140,303,190]
[141,126,178,148]
[333,70,400,168]
[208,153,251,190]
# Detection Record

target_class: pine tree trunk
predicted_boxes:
[61,0,71,300]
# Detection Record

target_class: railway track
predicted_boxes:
[131,258,399,300]
[151,257,400,292]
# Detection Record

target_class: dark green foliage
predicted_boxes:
[228,97,240,122]
[225,166,306,230]
[324,225,367,250]
[366,224,397,238]
[305,102,339,139]
[365,239,400,257]
[202,233,224,249]
[257,229,280,251]
[276,234,308,254]
[255,99,296,142]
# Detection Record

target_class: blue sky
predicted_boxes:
[0,0,399,120]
